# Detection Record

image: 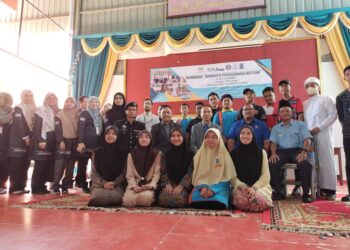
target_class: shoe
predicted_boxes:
[61,188,68,194]
[82,186,90,193]
[32,189,50,194]
[52,188,60,194]
[291,186,302,197]
[302,194,313,203]
[272,191,285,201]
[325,194,336,201]
[0,187,7,194]
[11,190,26,195]
[341,195,350,202]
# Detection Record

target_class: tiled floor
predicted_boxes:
[0,185,349,250]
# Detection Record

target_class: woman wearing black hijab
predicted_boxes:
[230,125,272,212]
[105,92,126,126]
[122,130,161,207]
[158,127,194,207]
[88,126,125,207]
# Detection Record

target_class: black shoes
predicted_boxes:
[341,195,350,202]
[291,186,302,197]
[32,189,50,194]
[272,191,286,201]
[302,194,313,203]
[52,188,60,194]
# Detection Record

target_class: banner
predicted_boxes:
[168,0,265,18]
[150,59,272,102]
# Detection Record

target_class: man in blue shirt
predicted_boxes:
[213,94,238,139]
[177,103,192,137]
[269,100,313,203]
[227,104,270,152]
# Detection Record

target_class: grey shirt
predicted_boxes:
[190,121,223,152]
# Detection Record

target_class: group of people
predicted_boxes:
[0,67,350,212]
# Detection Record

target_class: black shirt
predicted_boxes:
[114,119,146,152]
[186,117,202,134]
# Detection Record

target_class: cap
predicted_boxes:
[243,88,255,95]
[304,77,320,87]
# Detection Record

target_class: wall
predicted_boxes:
[77,0,350,35]
[126,38,319,114]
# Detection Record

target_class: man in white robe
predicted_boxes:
[303,77,338,200]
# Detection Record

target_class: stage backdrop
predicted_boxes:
[126,38,319,115]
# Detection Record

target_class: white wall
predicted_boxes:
[102,75,125,106]
[321,62,346,179]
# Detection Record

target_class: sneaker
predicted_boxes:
[291,186,302,197]
[0,187,7,194]
[272,191,285,201]
[302,194,313,203]
[341,195,350,202]
[52,188,60,194]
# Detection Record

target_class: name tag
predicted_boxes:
[79,117,86,121]
[15,113,22,118]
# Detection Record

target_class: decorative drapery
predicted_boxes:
[72,10,350,99]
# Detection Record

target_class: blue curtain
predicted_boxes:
[168,28,191,40]
[232,20,257,34]
[340,22,350,57]
[72,40,109,98]
[139,31,161,45]
[304,13,334,27]
[199,25,222,38]
[110,33,133,46]
[267,17,294,31]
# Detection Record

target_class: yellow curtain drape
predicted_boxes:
[262,17,298,39]
[136,32,165,52]
[227,21,261,41]
[165,28,195,48]
[81,37,108,56]
[98,47,119,104]
[108,35,136,54]
[194,24,227,44]
[299,13,339,35]
[340,12,350,29]
[325,23,350,89]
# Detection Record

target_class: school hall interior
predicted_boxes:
[0,0,350,249]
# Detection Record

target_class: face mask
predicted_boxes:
[306,86,319,96]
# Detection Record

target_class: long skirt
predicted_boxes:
[232,186,272,212]
[122,189,156,207]
[88,186,124,207]
[158,188,190,208]
[189,181,230,209]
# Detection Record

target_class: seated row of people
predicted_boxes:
[89,125,272,212]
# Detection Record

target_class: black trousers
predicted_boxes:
[269,148,312,195]
[0,159,9,189]
[53,158,75,190]
[75,156,89,186]
[9,157,30,192]
[32,160,50,192]
[343,137,350,194]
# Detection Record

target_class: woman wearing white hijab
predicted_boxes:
[31,93,60,194]
[190,128,235,209]
[76,96,103,192]
[0,92,13,194]
[8,90,36,194]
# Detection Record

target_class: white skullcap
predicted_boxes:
[304,77,320,87]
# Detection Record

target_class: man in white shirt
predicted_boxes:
[136,98,159,132]
[303,77,338,200]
